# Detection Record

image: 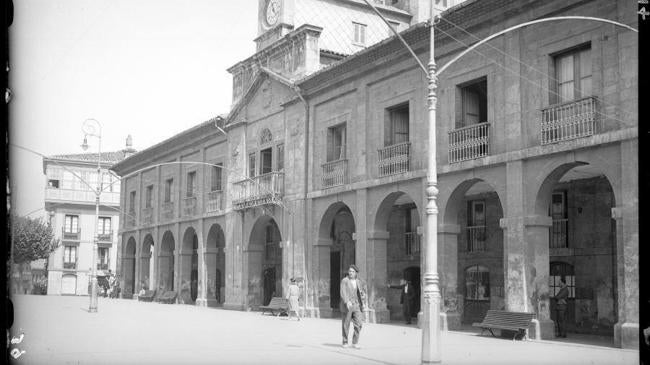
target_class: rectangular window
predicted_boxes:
[458,78,487,128]
[211,164,223,191]
[385,103,409,146]
[186,171,196,197]
[48,179,60,188]
[98,217,111,235]
[63,246,76,263]
[276,144,284,171]
[467,200,486,252]
[260,148,273,175]
[145,185,153,208]
[353,22,366,45]
[550,191,568,248]
[554,46,591,104]
[249,152,257,177]
[164,179,173,202]
[326,124,347,162]
[129,191,136,212]
[98,247,109,270]
[64,215,79,233]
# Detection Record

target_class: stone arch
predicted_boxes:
[248,215,283,308]
[181,227,199,304]
[122,237,136,297]
[140,234,155,292]
[159,230,175,292]
[205,224,226,305]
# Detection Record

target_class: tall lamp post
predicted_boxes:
[81,118,103,313]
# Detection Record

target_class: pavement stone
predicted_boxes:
[7,295,639,365]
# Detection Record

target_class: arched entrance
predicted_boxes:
[535,164,618,337]
[206,224,226,306]
[123,237,136,298]
[316,202,356,317]
[375,191,422,323]
[442,179,505,325]
[140,234,155,292]
[181,227,199,304]
[248,216,282,307]
[159,231,175,292]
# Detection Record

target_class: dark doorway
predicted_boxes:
[330,251,341,310]
[403,266,421,318]
[215,269,222,303]
[191,236,198,302]
[550,262,576,332]
[263,267,276,306]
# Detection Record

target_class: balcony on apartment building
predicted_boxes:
[45,188,120,205]
[97,262,109,271]
[378,142,411,177]
[206,190,224,213]
[182,196,198,217]
[97,231,113,243]
[62,228,81,241]
[448,122,490,164]
[541,96,598,145]
[466,225,487,252]
[63,261,77,270]
[232,172,285,210]
[322,159,348,189]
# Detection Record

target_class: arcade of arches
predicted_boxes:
[119,159,637,347]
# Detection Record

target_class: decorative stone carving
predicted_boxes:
[260,128,273,145]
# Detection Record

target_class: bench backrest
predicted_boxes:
[267,297,288,307]
[480,310,535,328]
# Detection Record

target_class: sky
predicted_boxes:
[8,0,258,217]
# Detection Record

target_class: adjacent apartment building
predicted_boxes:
[111,0,638,349]
[44,139,135,296]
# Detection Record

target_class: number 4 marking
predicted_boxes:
[640,7,650,20]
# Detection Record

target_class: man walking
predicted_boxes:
[554,278,569,338]
[340,264,367,349]
[388,279,416,324]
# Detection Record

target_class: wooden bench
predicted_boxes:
[472,310,535,340]
[138,290,156,302]
[259,297,289,316]
[158,291,178,304]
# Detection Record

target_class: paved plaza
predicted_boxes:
[9,295,639,365]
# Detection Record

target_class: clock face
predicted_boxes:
[266,0,281,26]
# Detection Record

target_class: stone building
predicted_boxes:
[111,0,638,349]
[44,138,135,296]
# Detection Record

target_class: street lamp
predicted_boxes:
[81,118,102,313]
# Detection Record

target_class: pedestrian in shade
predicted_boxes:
[388,278,416,324]
[554,278,569,338]
[340,264,367,349]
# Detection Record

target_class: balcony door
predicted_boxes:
[260,148,273,175]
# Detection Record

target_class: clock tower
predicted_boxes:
[256,0,296,51]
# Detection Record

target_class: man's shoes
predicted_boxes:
[342,344,350,348]
[353,344,361,349]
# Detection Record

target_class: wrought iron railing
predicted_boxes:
[265,243,281,261]
[467,225,487,252]
[63,261,76,270]
[232,172,284,210]
[162,202,174,221]
[448,122,490,163]
[97,263,109,271]
[540,96,598,145]
[97,231,113,242]
[405,232,420,256]
[62,228,81,241]
[378,142,410,177]
[322,159,348,188]
[550,218,568,248]
[207,190,224,213]
[142,207,154,226]
[183,196,197,217]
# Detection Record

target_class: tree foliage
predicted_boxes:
[10,215,60,263]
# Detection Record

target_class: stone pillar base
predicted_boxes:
[416,311,448,331]
[614,322,639,349]
[132,294,139,301]
[365,309,390,324]
[223,302,246,311]
[304,306,321,318]
[195,298,208,307]
[529,319,555,340]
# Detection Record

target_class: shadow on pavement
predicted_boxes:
[315,344,400,365]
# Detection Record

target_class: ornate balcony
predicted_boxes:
[63,261,77,270]
[97,263,109,271]
[322,159,348,188]
[97,231,113,242]
[142,207,154,226]
[62,228,80,241]
[467,225,487,252]
[183,196,197,217]
[540,96,598,145]
[207,190,224,213]
[232,172,285,210]
[448,122,490,164]
[162,202,175,221]
[378,142,411,177]
[404,232,420,256]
